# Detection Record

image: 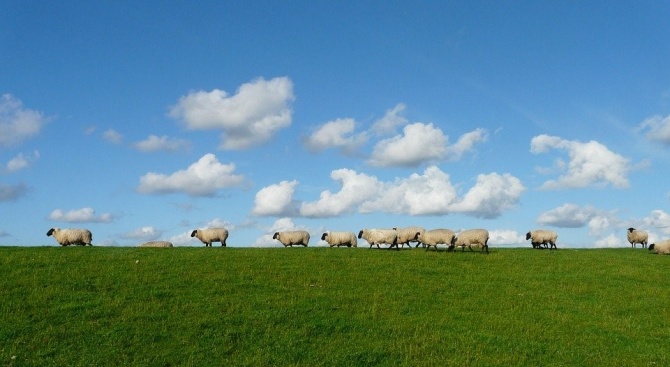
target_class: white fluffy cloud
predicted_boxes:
[530,134,631,189]
[257,166,524,218]
[370,103,408,135]
[133,135,191,152]
[120,226,162,241]
[137,153,244,197]
[537,203,618,236]
[488,230,526,246]
[638,114,670,146]
[0,94,49,147]
[168,76,294,150]
[5,151,39,173]
[49,207,114,223]
[303,118,367,154]
[252,180,299,216]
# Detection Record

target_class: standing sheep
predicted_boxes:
[358,229,399,250]
[321,231,357,248]
[140,241,173,248]
[273,231,310,247]
[416,229,455,251]
[191,228,229,247]
[526,230,558,250]
[393,226,426,248]
[627,228,648,249]
[46,228,93,246]
[451,229,489,253]
[648,240,670,255]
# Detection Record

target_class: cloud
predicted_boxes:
[642,209,670,235]
[132,135,191,152]
[303,118,367,154]
[638,114,670,146]
[49,207,114,223]
[537,203,618,236]
[120,226,162,241]
[5,151,39,173]
[370,103,408,135]
[0,183,28,202]
[168,76,294,150]
[137,153,244,197]
[261,166,523,218]
[594,234,625,248]
[103,129,123,144]
[252,180,299,216]
[0,94,50,147]
[488,230,526,246]
[530,134,631,189]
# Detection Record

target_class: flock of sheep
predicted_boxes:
[45,226,670,254]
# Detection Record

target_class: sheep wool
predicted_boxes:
[416,228,455,251]
[191,228,229,247]
[321,231,357,247]
[394,226,426,248]
[649,240,670,255]
[526,229,558,249]
[46,227,93,246]
[358,229,399,249]
[451,229,489,253]
[627,228,648,249]
[273,231,310,247]
[139,241,173,248]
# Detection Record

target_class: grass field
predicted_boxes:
[1,246,669,366]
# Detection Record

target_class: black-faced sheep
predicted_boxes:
[416,229,455,251]
[46,227,92,246]
[321,231,357,247]
[451,229,489,253]
[273,231,310,247]
[526,229,558,250]
[393,226,426,248]
[627,228,648,249]
[649,240,670,254]
[191,228,229,247]
[358,229,399,250]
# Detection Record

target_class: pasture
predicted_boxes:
[1,246,668,366]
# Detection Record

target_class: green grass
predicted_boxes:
[1,247,669,366]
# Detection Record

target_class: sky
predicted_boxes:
[2,1,670,248]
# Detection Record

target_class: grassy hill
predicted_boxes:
[1,246,668,366]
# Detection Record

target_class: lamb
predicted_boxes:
[627,228,648,249]
[648,240,670,255]
[46,227,92,246]
[451,229,489,253]
[321,231,357,248]
[358,229,399,250]
[139,241,173,248]
[273,230,310,247]
[415,229,455,251]
[191,228,229,247]
[393,226,426,248]
[526,229,558,250]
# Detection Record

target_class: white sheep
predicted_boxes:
[140,241,173,248]
[393,226,426,248]
[273,230,310,247]
[321,231,357,248]
[46,227,93,246]
[526,229,558,250]
[416,229,455,251]
[648,240,670,254]
[627,228,648,249]
[451,229,489,253]
[358,229,399,250]
[191,228,229,247]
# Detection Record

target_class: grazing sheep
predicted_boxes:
[358,229,399,250]
[191,228,229,247]
[451,229,490,253]
[321,231,357,248]
[416,229,455,251]
[648,240,670,255]
[393,226,426,248]
[140,241,173,248]
[46,227,92,246]
[526,230,558,250]
[273,230,310,247]
[627,228,648,249]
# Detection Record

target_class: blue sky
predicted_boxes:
[2,1,670,247]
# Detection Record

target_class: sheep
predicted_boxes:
[358,229,399,250]
[191,228,229,247]
[321,231,357,248]
[46,227,92,246]
[415,229,455,251]
[273,230,310,247]
[648,240,670,255]
[627,228,648,249]
[140,241,173,248]
[450,229,489,253]
[526,229,558,250]
[393,226,426,248]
